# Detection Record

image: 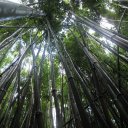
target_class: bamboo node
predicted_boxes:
[51,88,56,93]
[116,93,123,99]
[0,88,6,92]
[36,111,42,116]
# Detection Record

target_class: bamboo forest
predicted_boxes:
[1,0,128,128]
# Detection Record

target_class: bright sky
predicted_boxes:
[8,0,21,3]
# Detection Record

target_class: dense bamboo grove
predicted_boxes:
[0,0,128,128]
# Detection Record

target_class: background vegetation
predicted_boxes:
[0,0,128,128]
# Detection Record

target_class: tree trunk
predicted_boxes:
[50,53,63,128]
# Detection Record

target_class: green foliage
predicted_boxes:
[1,0,128,127]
